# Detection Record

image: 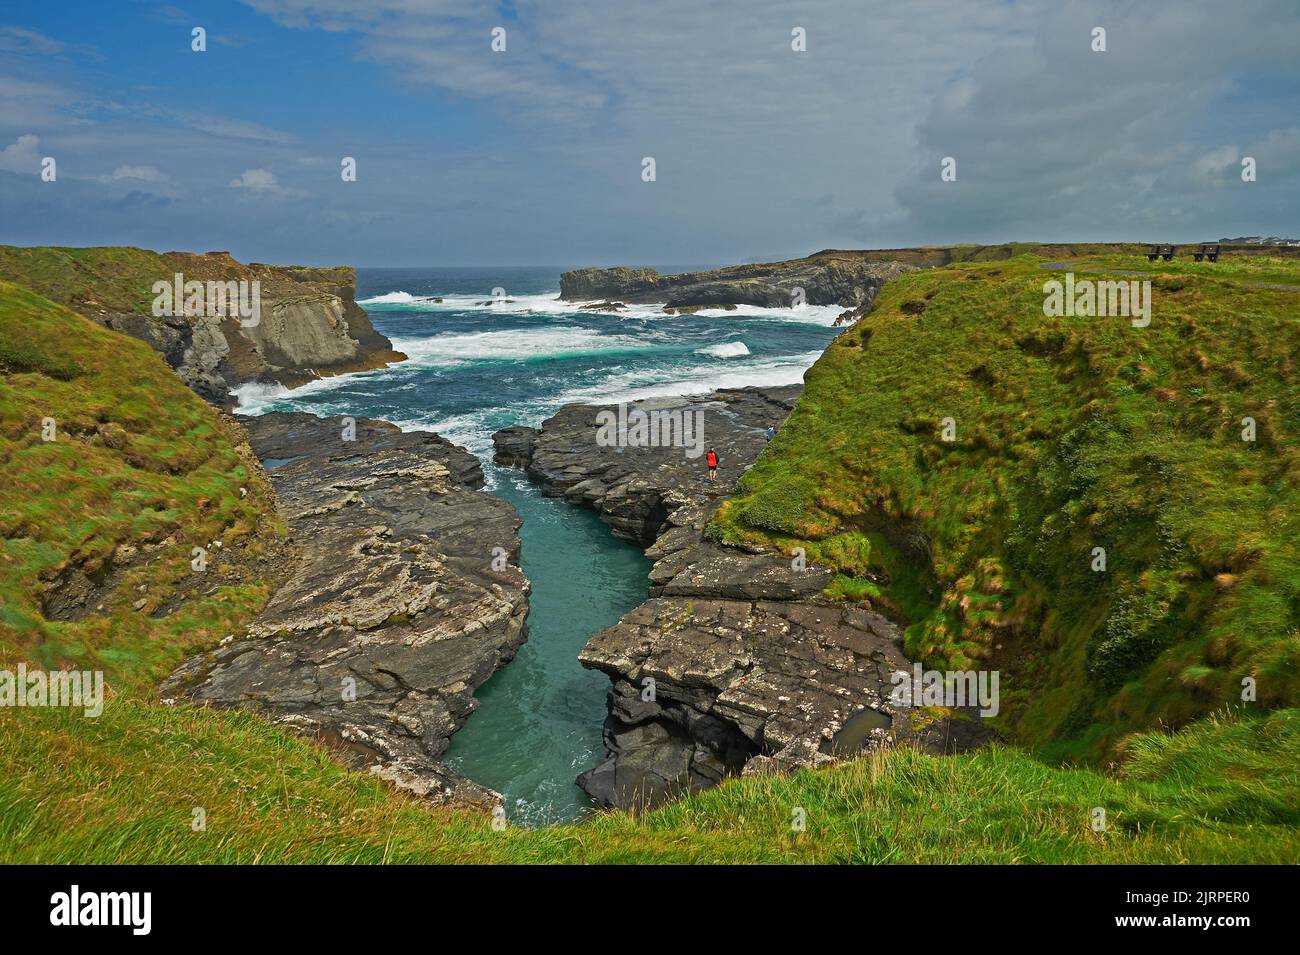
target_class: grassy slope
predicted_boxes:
[0,281,285,687]
[2,278,1297,863]
[5,701,1297,864]
[0,245,361,324]
[0,246,175,317]
[710,254,1300,760]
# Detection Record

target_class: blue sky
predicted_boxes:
[1,0,1297,267]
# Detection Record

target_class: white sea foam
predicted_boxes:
[362,291,576,314]
[388,327,653,366]
[387,411,494,454]
[357,291,427,305]
[695,341,750,359]
[358,288,846,326]
[229,369,376,414]
[229,381,291,414]
[298,348,823,471]
[548,351,821,406]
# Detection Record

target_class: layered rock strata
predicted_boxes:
[163,412,528,808]
[0,247,405,404]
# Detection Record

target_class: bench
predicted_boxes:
[1193,243,1221,262]
[1146,244,1176,261]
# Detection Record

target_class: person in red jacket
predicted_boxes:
[706,448,718,481]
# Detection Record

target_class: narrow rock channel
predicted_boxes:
[495,386,992,812]
[442,465,651,826]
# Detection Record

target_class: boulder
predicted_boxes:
[491,425,540,468]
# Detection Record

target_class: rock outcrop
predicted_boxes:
[491,425,539,468]
[162,412,528,808]
[494,387,990,811]
[0,246,406,405]
[560,257,917,309]
[500,387,801,546]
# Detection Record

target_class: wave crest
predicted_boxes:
[696,341,750,359]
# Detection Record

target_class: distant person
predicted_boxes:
[706,448,718,481]
[764,425,775,442]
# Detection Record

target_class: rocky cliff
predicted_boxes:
[0,246,405,405]
[494,388,988,811]
[162,412,529,808]
[560,258,916,308]
[558,241,1300,311]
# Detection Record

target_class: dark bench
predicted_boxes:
[1193,243,1221,262]
[1147,244,1176,261]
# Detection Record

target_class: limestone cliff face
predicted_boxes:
[0,246,406,404]
[127,253,407,404]
[560,257,917,308]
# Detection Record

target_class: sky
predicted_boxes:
[0,0,1297,267]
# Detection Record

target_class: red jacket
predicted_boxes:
[706,452,718,468]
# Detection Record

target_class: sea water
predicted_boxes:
[235,266,842,824]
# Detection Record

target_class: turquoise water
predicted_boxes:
[443,466,650,825]
[236,267,842,823]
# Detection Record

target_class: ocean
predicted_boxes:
[234,266,843,825]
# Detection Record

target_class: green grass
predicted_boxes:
[711,254,1300,759]
[3,701,1295,863]
[0,280,283,692]
[0,246,179,317]
[0,244,362,326]
[3,272,1298,864]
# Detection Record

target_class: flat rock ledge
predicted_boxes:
[494,386,989,811]
[162,412,529,810]
[560,259,917,309]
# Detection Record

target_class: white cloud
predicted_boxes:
[3,0,1298,263]
[890,1,1300,241]
[228,167,308,197]
[229,168,280,190]
[108,164,166,182]
[0,133,41,174]
[0,74,79,127]
[173,111,298,144]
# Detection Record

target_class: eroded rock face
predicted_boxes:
[491,425,539,468]
[1,250,406,405]
[506,386,801,546]
[560,258,917,309]
[162,412,527,808]
[495,386,990,811]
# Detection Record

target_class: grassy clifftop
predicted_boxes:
[2,276,1296,863]
[764,241,1300,271]
[710,253,1300,759]
[0,280,284,689]
[0,245,359,322]
[0,245,404,401]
